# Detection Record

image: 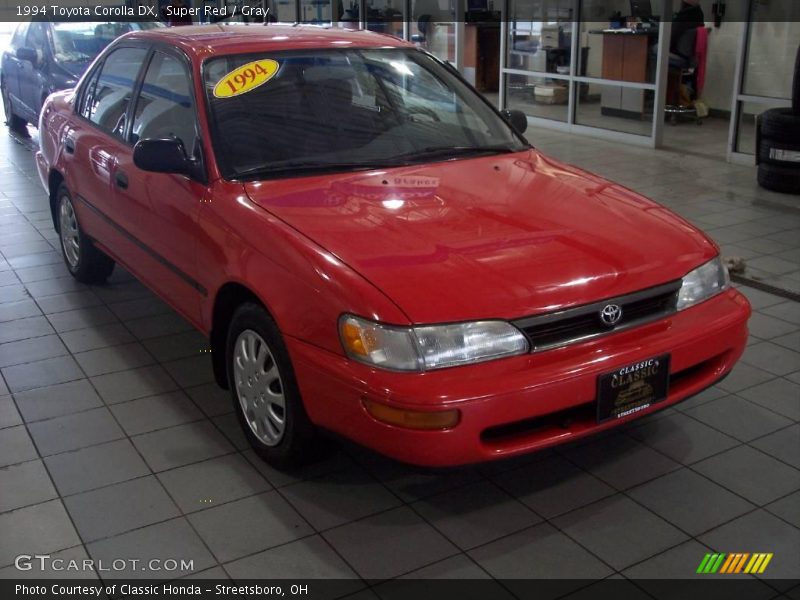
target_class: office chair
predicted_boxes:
[665,26,709,125]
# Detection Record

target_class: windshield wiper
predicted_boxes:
[233,161,389,180]
[386,144,520,163]
[233,145,521,180]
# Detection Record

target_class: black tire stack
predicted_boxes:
[756,44,800,195]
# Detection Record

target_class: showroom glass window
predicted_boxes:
[203,48,525,178]
[80,47,148,139]
[130,51,198,155]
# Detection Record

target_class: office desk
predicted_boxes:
[590,30,655,118]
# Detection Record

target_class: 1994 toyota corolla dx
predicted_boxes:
[36,25,751,468]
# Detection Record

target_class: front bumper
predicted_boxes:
[288,288,751,467]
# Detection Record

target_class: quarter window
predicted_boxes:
[131,51,197,154]
[83,47,148,139]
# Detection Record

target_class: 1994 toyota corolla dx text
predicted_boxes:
[36,25,751,468]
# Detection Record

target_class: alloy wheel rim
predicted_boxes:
[59,196,80,268]
[233,329,286,447]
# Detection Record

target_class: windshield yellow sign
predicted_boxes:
[213,60,279,99]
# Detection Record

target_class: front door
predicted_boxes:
[109,48,206,327]
[68,45,150,264]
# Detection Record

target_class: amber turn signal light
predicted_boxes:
[362,398,460,430]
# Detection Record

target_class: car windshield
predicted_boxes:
[51,22,160,64]
[203,48,528,180]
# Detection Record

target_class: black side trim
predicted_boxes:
[76,194,207,297]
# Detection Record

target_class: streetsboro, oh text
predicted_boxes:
[15,584,310,596]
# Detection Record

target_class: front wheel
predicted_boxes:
[57,185,115,283]
[227,303,321,468]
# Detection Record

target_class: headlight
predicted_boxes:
[339,315,529,371]
[677,256,729,311]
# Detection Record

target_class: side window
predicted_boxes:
[78,67,101,120]
[11,23,29,48]
[131,52,197,154]
[25,23,46,61]
[84,47,148,139]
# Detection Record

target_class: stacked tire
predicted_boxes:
[756,44,800,195]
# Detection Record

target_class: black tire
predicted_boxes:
[758,139,800,166]
[1,78,28,131]
[55,184,115,283]
[757,162,800,195]
[226,303,321,469]
[760,108,800,144]
[793,44,800,115]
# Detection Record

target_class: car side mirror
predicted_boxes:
[502,109,528,134]
[133,138,190,175]
[16,47,38,65]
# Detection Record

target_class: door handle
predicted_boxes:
[114,170,128,189]
[64,136,75,154]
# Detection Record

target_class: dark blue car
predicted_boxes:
[2,21,161,130]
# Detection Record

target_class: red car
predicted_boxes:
[36,25,750,468]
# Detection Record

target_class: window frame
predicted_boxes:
[130,43,207,184]
[74,41,207,183]
[200,46,530,181]
[129,47,201,153]
[74,42,151,143]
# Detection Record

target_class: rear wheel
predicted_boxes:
[227,303,321,468]
[1,78,27,131]
[56,185,115,283]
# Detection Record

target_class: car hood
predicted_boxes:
[244,150,717,323]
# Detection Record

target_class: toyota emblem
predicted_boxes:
[600,304,623,326]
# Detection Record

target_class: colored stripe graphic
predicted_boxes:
[718,553,735,573]
[697,553,713,573]
[758,553,773,574]
[710,553,726,573]
[699,553,774,574]
[734,553,749,573]
[700,553,726,573]
[745,554,762,574]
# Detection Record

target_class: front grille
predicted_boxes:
[513,280,681,352]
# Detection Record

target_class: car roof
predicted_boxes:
[121,24,411,60]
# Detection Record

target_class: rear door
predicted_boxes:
[67,45,149,262]
[110,47,207,326]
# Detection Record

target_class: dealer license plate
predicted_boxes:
[597,354,670,423]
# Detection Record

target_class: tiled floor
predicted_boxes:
[0,112,798,595]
